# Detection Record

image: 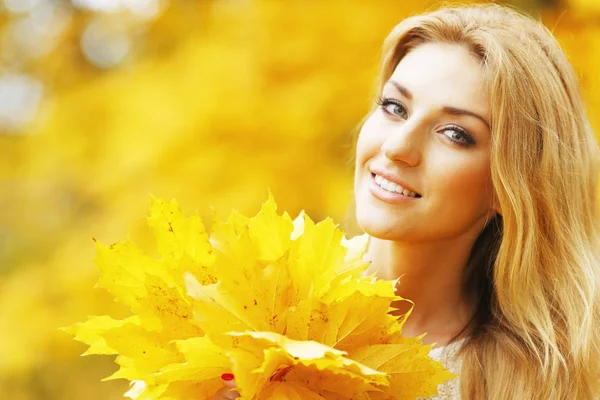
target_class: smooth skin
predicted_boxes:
[211,41,499,399]
[356,42,499,346]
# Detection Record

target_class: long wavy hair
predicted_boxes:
[369,4,600,399]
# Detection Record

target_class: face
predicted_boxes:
[354,42,496,242]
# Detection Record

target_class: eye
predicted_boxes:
[439,125,475,147]
[375,96,408,119]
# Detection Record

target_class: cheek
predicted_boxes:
[431,154,493,211]
[354,114,381,170]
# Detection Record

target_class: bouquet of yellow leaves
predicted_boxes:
[63,194,454,399]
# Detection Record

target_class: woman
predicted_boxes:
[214,3,600,399]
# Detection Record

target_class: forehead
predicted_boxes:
[388,42,489,115]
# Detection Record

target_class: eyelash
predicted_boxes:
[374,96,476,147]
[375,96,407,118]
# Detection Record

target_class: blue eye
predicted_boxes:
[439,125,475,147]
[376,96,408,119]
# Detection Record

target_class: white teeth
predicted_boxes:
[373,174,419,197]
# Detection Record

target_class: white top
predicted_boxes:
[420,339,465,399]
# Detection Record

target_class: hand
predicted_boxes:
[210,374,239,399]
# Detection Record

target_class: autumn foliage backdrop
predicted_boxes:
[1,0,599,399]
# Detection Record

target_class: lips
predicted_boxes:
[372,173,420,197]
[369,168,421,197]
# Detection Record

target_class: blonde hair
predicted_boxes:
[375,4,600,399]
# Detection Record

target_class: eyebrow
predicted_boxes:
[385,80,491,130]
[443,106,491,130]
[387,80,412,100]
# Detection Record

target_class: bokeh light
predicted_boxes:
[1,0,598,399]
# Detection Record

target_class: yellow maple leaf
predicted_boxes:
[63,194,454,399]
[211,331,388,399]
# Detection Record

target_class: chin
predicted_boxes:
[354,194,394,239]
[355,195,429,241]
[355,209,402,241]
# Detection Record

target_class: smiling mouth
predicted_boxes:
[371,173,421,198]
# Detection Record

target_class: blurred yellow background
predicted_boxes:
[1,0,598,398]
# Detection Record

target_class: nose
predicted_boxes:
[380,118,423,167]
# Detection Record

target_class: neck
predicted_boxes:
[364,233,478,346]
